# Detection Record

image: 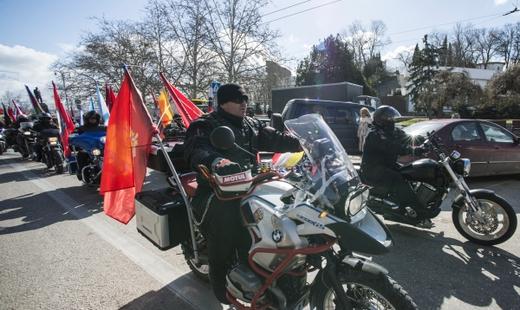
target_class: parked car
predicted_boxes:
[279,99,375,153]
[401,119,520,177]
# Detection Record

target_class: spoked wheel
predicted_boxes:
[312,269,417,310]
[452,192,517,246]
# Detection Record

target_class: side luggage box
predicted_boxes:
[135,188,190,250]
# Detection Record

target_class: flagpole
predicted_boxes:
[153,132,200,265]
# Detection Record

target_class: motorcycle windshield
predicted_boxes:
[284,114,359,195]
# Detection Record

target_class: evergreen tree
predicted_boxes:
[407,35,439,117]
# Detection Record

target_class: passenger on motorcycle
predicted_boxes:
[360,106,430,218]
[32,113,59,161]
[73,111,106,177]
[184,83,301,303]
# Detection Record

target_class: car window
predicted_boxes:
[451,122,482,142]
[403,122,445,137]
[296,104,358,124]
[480,123,514,143]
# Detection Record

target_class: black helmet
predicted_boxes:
[83,110,101,126]
[38,112,52,123]
[372,105,401,131]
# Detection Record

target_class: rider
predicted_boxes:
[73,111,106,178]
[32,113,59,161]
[360,106,429,219]
[75,110,106,134]
[184,83,301,303]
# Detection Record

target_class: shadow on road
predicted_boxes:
[0,184,102,235]
[377,224,520,309]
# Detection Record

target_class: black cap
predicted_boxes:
[216,83,248,105]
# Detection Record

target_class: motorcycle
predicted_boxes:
[37,128,65,174]
[135,114,416,309]
[68,129,106,185]
[0,128,6,155]
[16,122,36,159]
[366,131,517,246]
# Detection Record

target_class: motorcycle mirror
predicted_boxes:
[210,126,236,150]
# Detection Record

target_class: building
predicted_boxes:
[438,66,501,89]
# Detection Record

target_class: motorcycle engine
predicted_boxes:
[414,182,438,207]
[226,264,264,302]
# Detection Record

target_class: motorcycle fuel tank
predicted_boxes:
[399,158,441,182]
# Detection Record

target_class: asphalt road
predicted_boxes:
[1,150,519,310]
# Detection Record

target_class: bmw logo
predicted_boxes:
[272,229,283,243]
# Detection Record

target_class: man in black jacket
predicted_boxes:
[184,83,300,303]
[361,106,428,219]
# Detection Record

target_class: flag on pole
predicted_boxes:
[100,66,155,224]
[89,97,96,112]
[52,81,75,157]
[157,89,174,127]
[159,72,202,128]
[79,107,84,126]
[105,84,117,112]
[25,85,44,114]
[96,84,110,125]
[1,102,13,126]
[12,100,27,118]
[7,106,16,123]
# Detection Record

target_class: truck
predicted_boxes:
[271,81,363,113]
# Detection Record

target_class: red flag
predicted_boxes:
[105,84,117,112]
[159,72,203,128]
[7,106,16,123]
[52,82,75,157]
[100,68,155,224]
[12,100,27,118]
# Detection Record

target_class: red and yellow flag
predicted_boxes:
[52,82,75,157]
[157,89,174,127]
[100,68,155,224]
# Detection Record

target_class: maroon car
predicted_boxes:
[401,119,520,177]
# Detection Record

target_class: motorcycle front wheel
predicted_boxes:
[53,149,64,174]
[311,268,417,310]
[452,191,517,246]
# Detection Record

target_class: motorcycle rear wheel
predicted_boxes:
[311,269,417,310]
[452,192,516,246]
[181,229,210,282]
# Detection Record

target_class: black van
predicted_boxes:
[280,99,374,153]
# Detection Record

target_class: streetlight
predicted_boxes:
[54,71,73,117]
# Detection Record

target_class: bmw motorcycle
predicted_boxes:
[37,128,65,174]
[69,129,106,185]
[366,131,517,246]
[136,114,416,309]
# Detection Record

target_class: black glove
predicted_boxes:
[212,158,242,175]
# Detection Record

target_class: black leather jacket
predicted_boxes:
[184,109,300,185]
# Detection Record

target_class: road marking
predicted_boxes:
[6,159,223,310]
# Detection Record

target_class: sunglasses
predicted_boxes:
[232,96,249,104]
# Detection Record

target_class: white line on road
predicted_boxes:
[6,160,223,310]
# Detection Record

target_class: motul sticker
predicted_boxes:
[222,172,247,184]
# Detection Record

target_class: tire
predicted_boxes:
[311,268,417,310]
[452,191,517,246]
[53,150,64,174]
[181,229,210,282]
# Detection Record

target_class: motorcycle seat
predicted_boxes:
[180,172,198,197]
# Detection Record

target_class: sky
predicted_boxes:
[0,0,519,104]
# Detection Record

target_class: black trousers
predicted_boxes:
[192,188,250,303]
[363,166,424,210]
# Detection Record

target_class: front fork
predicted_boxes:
[441,159,480,213]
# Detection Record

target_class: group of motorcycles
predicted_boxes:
[0,120,106,185]
[135,113,517,309]
[2,112,516,309]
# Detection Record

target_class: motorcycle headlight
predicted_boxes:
[100,137,106,144]
[453,158,471,177]
[92,148,101,156]
[48,137,58,142]
[24,131,31,136]
[346,187,369,216]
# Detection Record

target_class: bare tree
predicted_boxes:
[473,27,500,68]
[154,0,217,98]
[495,22,520,69]
[450,23,478,67]
[346,20,391,69]
[203,0,280,84]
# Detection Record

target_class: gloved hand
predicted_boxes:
[212,158,242,175]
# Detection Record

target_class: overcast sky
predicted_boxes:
[0,0,518,103]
